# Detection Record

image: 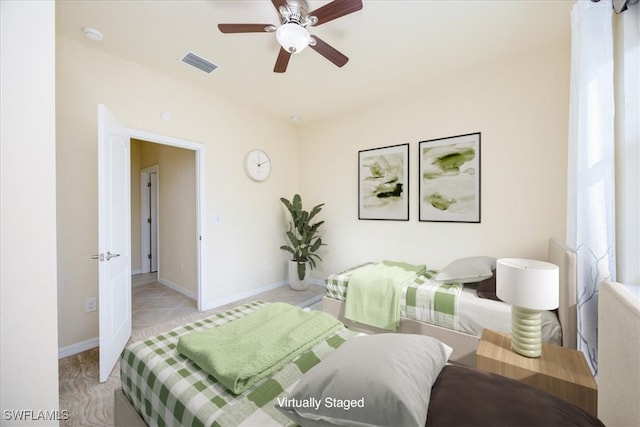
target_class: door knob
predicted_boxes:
[106,251,120,260]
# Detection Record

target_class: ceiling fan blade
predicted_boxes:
[309,36,349,67]
[274,48,292,73]
[308,0,363,26]
[217,23,275,33]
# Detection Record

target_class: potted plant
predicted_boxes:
[280,194,326,290]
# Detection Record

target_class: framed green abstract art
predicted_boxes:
[419,133,481,223]
[358,143,409,221]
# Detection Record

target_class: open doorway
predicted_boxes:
[128,129,206,314]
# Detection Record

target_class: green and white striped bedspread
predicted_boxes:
[326,264,463,331]
[120,301,359,427]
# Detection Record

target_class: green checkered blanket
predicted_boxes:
[402,272,463,330]
[121,301,358,427]
[177,303,343,394]
[326,265,463,331]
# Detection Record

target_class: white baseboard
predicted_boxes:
[308,278,326,287]
[131,268,142,275]
[58,337,98,359]
[201,280,289,311]
[158,277,197,300]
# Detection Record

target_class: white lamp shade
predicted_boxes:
[276,23,310,54]
[496,258,559,310]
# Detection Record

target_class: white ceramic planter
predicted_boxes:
[288,260,310,291]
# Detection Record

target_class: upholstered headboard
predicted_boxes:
[548,237,578,349]
[598,281,640,426]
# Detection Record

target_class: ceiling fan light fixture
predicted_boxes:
[276,23,310,54]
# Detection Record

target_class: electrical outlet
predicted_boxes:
[85,297,97,312]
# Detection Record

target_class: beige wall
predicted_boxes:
[56,35,299,349]
[1,1,60,423]
[131,140,198,296]
[299,44,571,280]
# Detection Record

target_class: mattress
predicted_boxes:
[326,263,562,345]
[120,301,360,427]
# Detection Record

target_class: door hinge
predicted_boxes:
[147,218,152,224]
[148,254,152,260]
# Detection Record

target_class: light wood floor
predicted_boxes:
[132,273,199,330]
[132,273,323,329]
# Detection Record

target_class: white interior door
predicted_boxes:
[97,104,132,383]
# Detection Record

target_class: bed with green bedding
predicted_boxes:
[326,261,562,341]
[120,301,359,427]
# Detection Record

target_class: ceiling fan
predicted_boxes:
[218,0,363,73]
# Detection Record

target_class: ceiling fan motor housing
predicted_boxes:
[281,0,310,22]
[280,0,317,27]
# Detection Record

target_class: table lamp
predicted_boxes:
[496,258,559,358]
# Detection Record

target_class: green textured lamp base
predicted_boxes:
[510,306,542,358]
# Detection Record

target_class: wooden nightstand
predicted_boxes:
[476,328,597,417]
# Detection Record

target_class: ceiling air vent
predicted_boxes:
[180,52,218,74]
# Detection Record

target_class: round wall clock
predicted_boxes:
[244,149,271,182]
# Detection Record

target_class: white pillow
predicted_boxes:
[277,333,452,427]
[433,256,496,283]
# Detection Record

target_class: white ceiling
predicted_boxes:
[56,0,574,125]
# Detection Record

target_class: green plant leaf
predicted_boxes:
[308,204,324,222]
[309,238,322,252]
[280,245,295,256]
[297,262,306,280]
[292,194,302,212]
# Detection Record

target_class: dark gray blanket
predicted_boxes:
[426,365,604,426]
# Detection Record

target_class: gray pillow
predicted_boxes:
[433,256,496,283]
[277,333,452,427]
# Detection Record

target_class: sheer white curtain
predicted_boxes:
[567,0,615,376]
